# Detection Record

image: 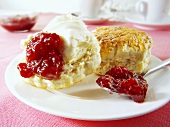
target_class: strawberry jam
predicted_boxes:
[96,66,148,103]
[17,32,64,80]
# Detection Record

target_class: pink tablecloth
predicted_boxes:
[0,13,170,127]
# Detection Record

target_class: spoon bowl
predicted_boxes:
[96,58,170,103]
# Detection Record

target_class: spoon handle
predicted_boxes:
[144,58,170,77]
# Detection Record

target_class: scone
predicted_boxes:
[17,15,101,90]
[93,26,153,75]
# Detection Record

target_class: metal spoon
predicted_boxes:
[100,58,170,94]
[98,58,170,102]
[141,58,170,77]
[71,13,78,17]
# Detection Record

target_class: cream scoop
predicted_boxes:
[43,15,95,63]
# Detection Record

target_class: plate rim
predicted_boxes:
[5,55,170,121]
[125,15,170,26]
[71,11,113,25]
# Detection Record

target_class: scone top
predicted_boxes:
[93,26,153,59]
[93,26,153,75]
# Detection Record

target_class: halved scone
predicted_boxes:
[93,26,153,75]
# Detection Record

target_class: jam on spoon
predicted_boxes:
[96,66,148,103]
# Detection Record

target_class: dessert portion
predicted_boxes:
[96,66,148,103]
[17,15,101,90]
[93,26,153,75]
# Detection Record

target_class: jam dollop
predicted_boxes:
[96,66,148,103]
[17,32,64,80]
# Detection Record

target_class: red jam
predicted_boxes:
[1,15,37,32]
[17,32,64,80]
[96,66,148,103]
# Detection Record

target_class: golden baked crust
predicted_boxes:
[93,26,153,75]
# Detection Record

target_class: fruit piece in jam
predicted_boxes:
[96,66,148,103]
[17,32,64,80]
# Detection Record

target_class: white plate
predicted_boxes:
[71,11,113,25]
[5,55,170,121]
[126,14,170,30]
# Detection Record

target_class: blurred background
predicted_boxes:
[0,0,79,13]
[0,0,170,21]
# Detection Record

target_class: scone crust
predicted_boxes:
[93,26,153,75]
